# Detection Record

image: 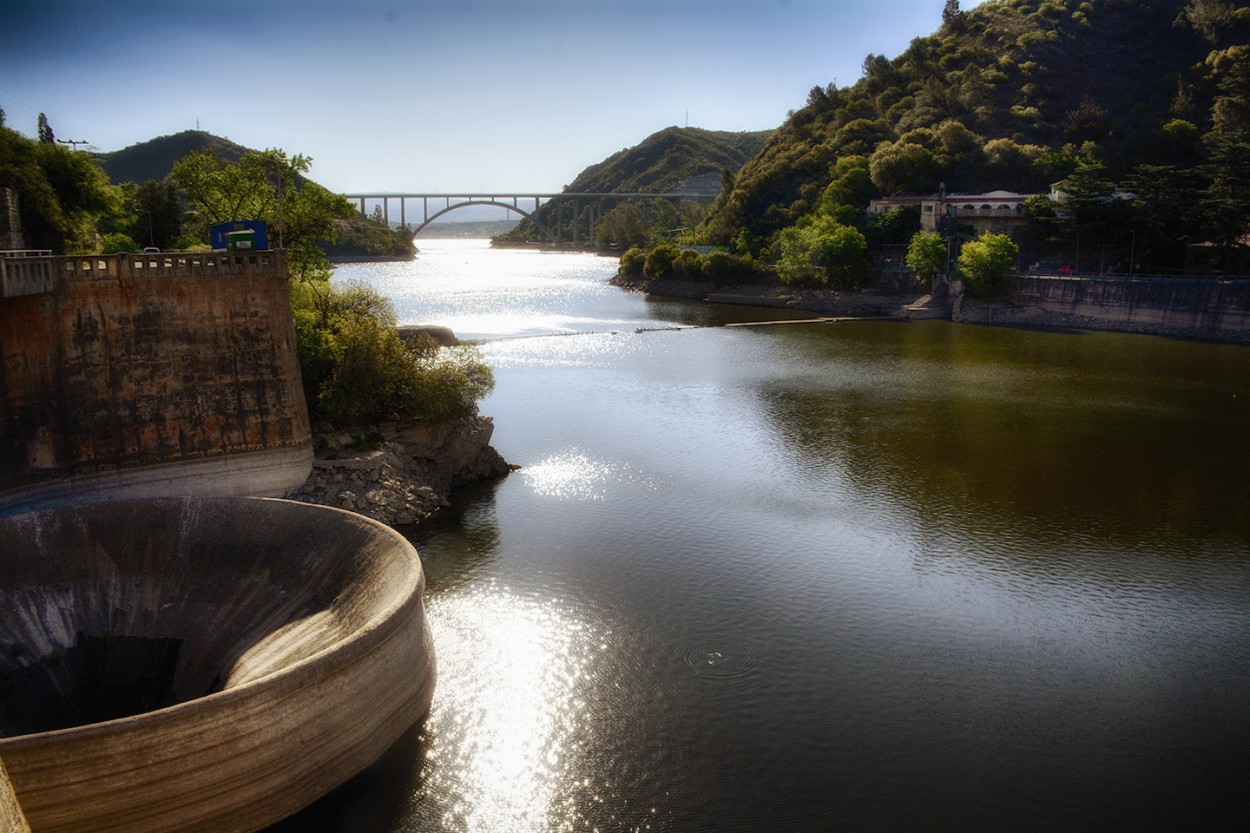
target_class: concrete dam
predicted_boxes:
[0,252,436,831]
[0,251,313,510]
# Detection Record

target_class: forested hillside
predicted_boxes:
[100,131,253,186]
[697,0,1250,277]
[496,126,769,247]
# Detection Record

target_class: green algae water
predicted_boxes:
[273,240,1250,833]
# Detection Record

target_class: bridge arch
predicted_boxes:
[413,201,556,243]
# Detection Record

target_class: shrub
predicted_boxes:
[290,280,494,427]
[701,250,758,285]
[643,242,681,280]
[672,248,703,279]
[619,246,646,276]
[100,233,139,254]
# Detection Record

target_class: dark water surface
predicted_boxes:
[274,241,1250,833]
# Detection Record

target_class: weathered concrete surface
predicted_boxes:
[954,275,1250,343]
[0,252,313,508]
[0,445,313,516]
[0,756,31,833]
[0,497,435,833]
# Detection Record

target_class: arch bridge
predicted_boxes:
[344,191,715,245]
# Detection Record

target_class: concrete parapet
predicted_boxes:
[1,251,287,299]
[0,497,435,832]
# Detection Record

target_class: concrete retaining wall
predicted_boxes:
[954,275,1250,343]
[0,252,313,509]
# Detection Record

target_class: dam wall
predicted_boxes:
[0,251,312,512]
[953,275,1250,343]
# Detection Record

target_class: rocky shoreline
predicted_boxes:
[285,415,513,529]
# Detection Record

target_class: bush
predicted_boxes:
[290,279,494,427]
[643,242,681,280]
[672,248,703,279]
[701,250,758,285]
[100,233,139,254]
[619,246,646,276]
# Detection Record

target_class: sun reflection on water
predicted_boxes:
[417,584,597,833]
[521,449,651,502]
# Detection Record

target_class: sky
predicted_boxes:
[1,0,987,195]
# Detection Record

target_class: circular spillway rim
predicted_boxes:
[0,498,424,742]
[0,496,437,833]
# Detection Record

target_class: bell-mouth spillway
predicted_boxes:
[0,497,436,833]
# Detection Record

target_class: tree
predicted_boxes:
[595,202,649,249]
[1179,0,1244,44]
[170,149,278,225]
[131,179,182,250]
[983,138,1047,192]
[0,128,121,252]
[870,140,940,195]
[1198,130,1250,267]
[815,154,874,223]
[170,146,354,283]
[1124,163,1206,272]
[957,231,1018,295]
[1057,157,1130,270]
[701,250,758,285]
[906,230,947,285]
[777,216,870,288]
[37,113,54,144]
[867,205,921,245]
[99,232,140,253]
[941,0,964,30]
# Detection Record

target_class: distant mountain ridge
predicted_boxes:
[564,126,771,194]
[497,125,771,243]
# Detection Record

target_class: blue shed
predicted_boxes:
[210,220,269,252]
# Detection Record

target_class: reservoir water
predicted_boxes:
[274,239,1250,832]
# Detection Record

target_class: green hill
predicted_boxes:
[563,126,771,194]
[496,126,770,245]
[100,130,252,185]
[702,0,1248,262]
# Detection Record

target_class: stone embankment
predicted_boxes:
[614,271,1250,344]
[286,416,513,527]
[953,275,1250,344]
